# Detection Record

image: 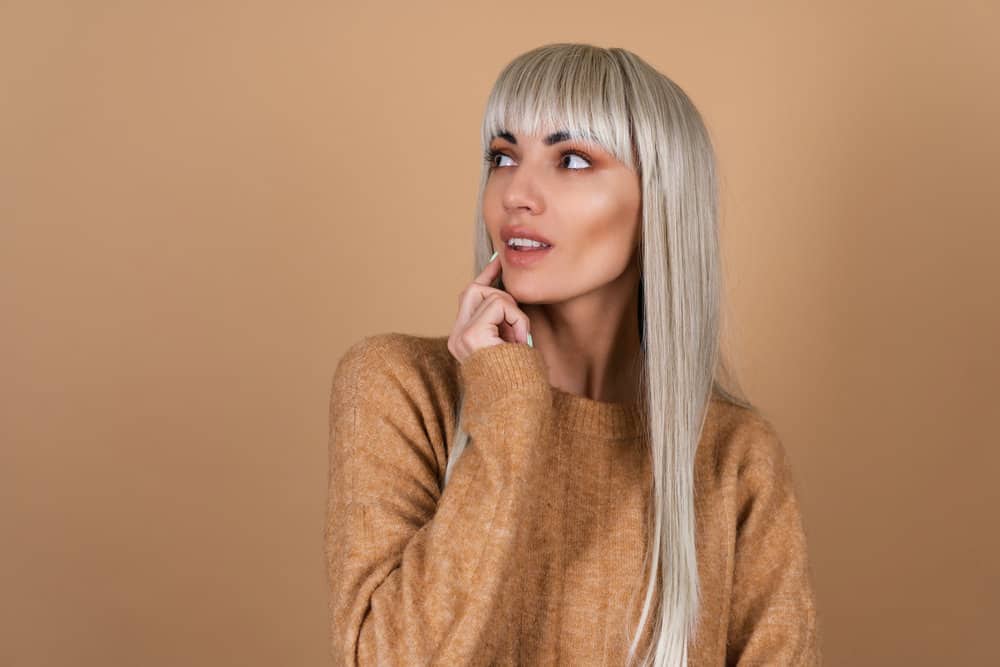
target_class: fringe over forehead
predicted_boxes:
[480,44,638,170]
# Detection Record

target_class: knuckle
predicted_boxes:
[493,288,514,303]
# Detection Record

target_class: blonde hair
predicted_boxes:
[443,43,756,666]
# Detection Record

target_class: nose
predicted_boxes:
[500,161,544,215]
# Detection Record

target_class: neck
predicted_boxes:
[522,262,642,404]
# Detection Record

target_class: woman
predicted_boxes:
[326,43,821,666]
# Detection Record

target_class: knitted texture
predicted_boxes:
[325,333,822,666]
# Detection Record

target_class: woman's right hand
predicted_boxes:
[447,253,532,364]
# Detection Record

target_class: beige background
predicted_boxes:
[2,1,998,665]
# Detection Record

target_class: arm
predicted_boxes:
[726,431,823,666]
[325,336,555,666]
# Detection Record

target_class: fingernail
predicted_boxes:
[527,333,533,348]
[489,250,498,262]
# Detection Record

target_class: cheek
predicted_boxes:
[579,235,635,276]
[481,185,503,238]
[482,181,500,211]
[568,191,639,255]
[562,197,639,277]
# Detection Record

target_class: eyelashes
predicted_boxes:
[483,148,593,172]
[483,148,501,168]
[483,148,507,171]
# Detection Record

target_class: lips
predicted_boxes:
[503,242,553,267]
[500,226,554,247]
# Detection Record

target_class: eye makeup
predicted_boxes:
[483,146,595,172]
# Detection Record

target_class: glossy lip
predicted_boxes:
[503,242,553,267]
[500,225,554,247]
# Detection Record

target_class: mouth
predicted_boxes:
[503,242,553,266]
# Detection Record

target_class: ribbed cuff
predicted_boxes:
[458,342,549,400]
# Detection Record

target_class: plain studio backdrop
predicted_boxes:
[2,1,997,665]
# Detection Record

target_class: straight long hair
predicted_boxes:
[442,43,755,667]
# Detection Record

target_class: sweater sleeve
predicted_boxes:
[325,336,555,666]
[726,429,823,666]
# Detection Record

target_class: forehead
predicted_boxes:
[488,128,609,155]
[483,104,633,167]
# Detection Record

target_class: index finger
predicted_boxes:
[472,250,502,287]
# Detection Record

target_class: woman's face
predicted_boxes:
[482,130,642,304]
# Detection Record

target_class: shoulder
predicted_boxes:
[700,394,793,480]
[333,332,455,385]
[697,397,808,547]
[328,334,460,490]
[330,332,461,433]
[333,332,426,369]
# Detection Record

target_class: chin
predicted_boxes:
[502,282,548,305]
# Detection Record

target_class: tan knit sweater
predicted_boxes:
[325,333,822,666]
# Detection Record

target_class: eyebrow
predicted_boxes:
[491,130,597,146]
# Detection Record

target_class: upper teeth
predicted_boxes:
[508,237,550,248]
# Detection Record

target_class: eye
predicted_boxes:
[484,149,514,170]
[562,152,591,169]
[483,148,593,172]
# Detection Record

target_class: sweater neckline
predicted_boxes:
[550,384,645,440]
